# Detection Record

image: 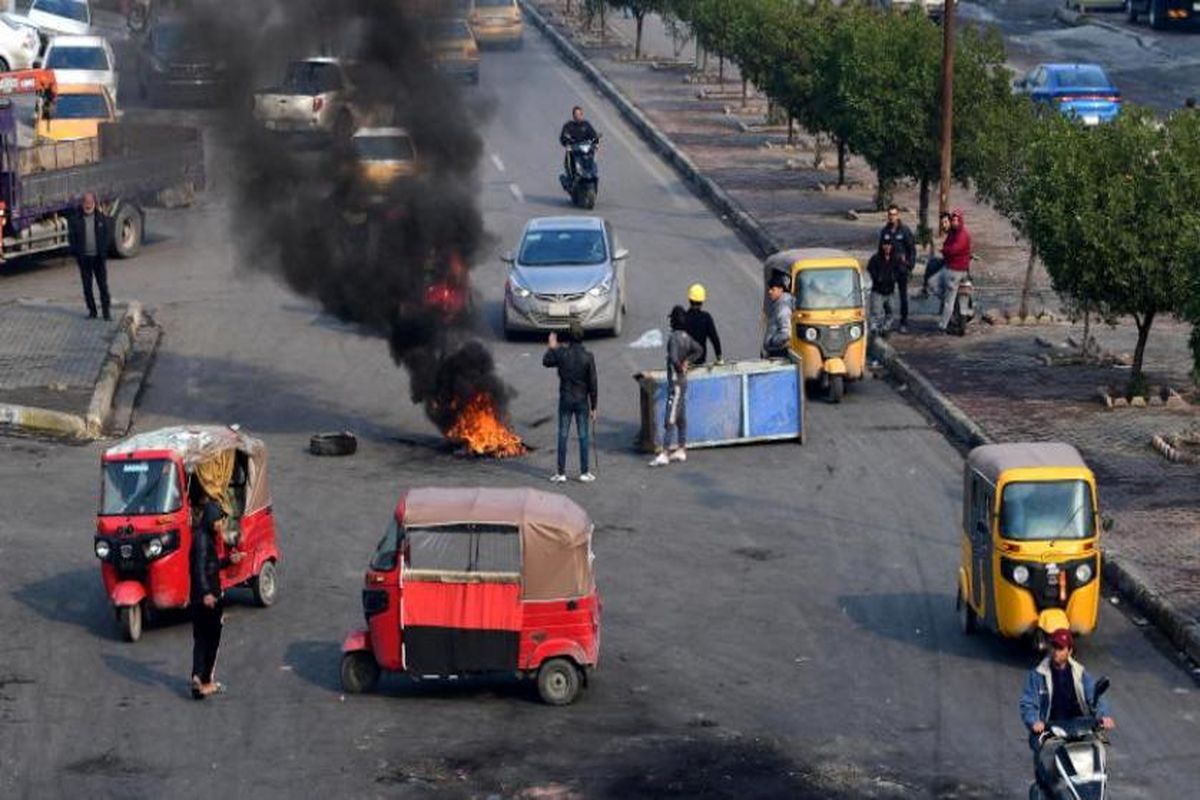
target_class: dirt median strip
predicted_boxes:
[525,0,1200,668]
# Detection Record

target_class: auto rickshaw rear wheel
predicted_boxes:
[536,658,582,706]
[957,587,976,636]
[251,560,278,608]
[340,651,380,694]
[828,375,845,404]
[120,604,144,643]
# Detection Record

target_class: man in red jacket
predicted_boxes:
[936,209,972,332]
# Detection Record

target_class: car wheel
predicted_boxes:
[957,587,976,635]
[341,651,380,694]
[119,603,143,643]
[112,205,143,259]
[1125,0,1138,21]
[536,657,582,706]
[310,431,357,456]
[251,560,278,607]
[609,301,624,338]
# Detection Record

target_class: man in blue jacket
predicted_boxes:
[1019,629,1115,787]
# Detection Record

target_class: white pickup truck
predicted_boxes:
[252,57,358,139]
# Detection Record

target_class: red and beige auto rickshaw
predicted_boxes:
[341,487,601,705]
[94,425,281,642]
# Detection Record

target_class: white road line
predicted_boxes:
[508,182,525,202]
[491,153,506,173]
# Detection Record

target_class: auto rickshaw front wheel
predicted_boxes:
[536,658,582,706]
[251,560,279,608]
[828,375,845,404]
[341,651,381,694]
[119,604,144,643]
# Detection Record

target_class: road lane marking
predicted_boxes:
[491,153,506,173]
[509,182,525,202]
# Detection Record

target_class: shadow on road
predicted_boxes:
[11,568,114,639]
[101,653,183,696]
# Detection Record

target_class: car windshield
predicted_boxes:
[101,459,181,516]
[369,518,402,571]
[33,0,89,23]
[519,228,607,266]
[1001,481,1095,541]
[282,61,341,93]
[794,268,861,310]
[53,93,109,119]
[151,24,211,58]
[1055,67,1110,89]
[46,46,109,71]
[354,134,415,161]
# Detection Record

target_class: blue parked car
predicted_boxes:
[1013,63,1122,126]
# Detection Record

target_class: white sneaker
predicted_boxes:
[549,473,567,483]
[648,452,670,467]
[669,448,687,463]
[578,473,596,483]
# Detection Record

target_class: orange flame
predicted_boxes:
[445,393,527,458]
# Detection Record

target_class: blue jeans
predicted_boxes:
[557,399,591,475]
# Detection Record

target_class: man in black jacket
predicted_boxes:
[879,205,915,332]
[190,497,243,699]
[683,283,723,366]
[543,321,598,483]
[559,106,599,182]
[867,235,902,336]
[67,192,114,321]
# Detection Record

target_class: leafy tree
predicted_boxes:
[609,0,670,59]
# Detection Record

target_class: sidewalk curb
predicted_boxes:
[1053,6,1156,45]
[526,1,1200,667]
[521,0,782,260]
[0,402,88,439]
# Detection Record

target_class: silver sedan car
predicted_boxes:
[502,216,628,337]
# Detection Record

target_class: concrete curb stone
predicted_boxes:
[526,0,1200,667]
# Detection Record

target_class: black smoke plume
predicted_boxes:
[176,0,509,431]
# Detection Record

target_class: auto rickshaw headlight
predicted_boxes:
[848,324,863,341]
[1075,563,1093,584]
[1011,565,1030,586]
[144,538,164,559]
[94,540,110,560]
[802,326,819,342]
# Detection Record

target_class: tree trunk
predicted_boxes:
[635,13,644,59]
[1018,245,1037,321]
[837,137,847,187]
[742,76,748,107]
[718,53,725,85]
[565,0,572,17]
[918,177,931,253]
[787,115,794,147]
[694,38,700,68]
[1131,310,1156,382]
[874,176,891,211]
[599,3,606,43]
[1081,306,1091,359]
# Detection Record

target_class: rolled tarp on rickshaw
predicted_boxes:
[104,425,272,516]
[401,487,595,601]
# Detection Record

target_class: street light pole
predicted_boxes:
[938,0,957,217]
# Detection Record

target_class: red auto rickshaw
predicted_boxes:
[94,425,281,642]
[341,487,601,705]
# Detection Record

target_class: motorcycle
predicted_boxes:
[945,270,976,337]
[559,138,600,209]
[1029,677,1111,800]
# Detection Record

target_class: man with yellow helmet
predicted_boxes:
[683,283,723,366]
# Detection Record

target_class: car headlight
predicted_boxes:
[803,326,819,342]
[144,538,164,559]
[848,324,863,340]
[1012,565,1030,586]
[1075,563,1093,584]
[508,276,531,298]
[94,540,111,559]
[587,277,612,297]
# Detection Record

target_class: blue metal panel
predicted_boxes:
[746,370,800,439]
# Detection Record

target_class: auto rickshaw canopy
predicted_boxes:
[104,425,272,516]
[763,248,861,288]
[400,487,595,601]
[968,442,1090,485]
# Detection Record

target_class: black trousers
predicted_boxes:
[76,255,110,317]
[191,600,223,683]
[896,270,910,325]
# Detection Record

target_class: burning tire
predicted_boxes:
[310,431,357,457]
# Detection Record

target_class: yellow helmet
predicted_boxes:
[688,283,706,303]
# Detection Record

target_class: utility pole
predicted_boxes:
[938,0,957,217]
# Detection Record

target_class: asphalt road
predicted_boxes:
[2,22,1200,800]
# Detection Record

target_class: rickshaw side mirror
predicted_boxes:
[1101,516,1114,532]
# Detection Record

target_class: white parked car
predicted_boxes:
[0,15,42,71]
[42,35,117,105]
[253,58,359,139]
[27,0,91,36]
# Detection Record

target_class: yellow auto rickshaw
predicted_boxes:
[958,442,1106,648]
[762,248,867,403]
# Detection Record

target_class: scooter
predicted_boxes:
[1029,677,1111,800]
[559,139,600,209]
[946,271,976,336]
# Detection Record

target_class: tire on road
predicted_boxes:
[608,297,624,338]
[251,559,279,607]
[536,657,582,706]
[120,603,144,643]
[957,587,976,635]
[112,205,143,259]
[828,374,845,404]
[341,651,381,694]
[310,431,357,456]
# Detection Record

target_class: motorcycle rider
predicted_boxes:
[559,106,600,183]
[1019,629,1115,792]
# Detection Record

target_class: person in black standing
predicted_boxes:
[683,283,723,366]
[543,321,598,483]
[880,205,915,333]
[190,494,243,699]
[67,192,114,321]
